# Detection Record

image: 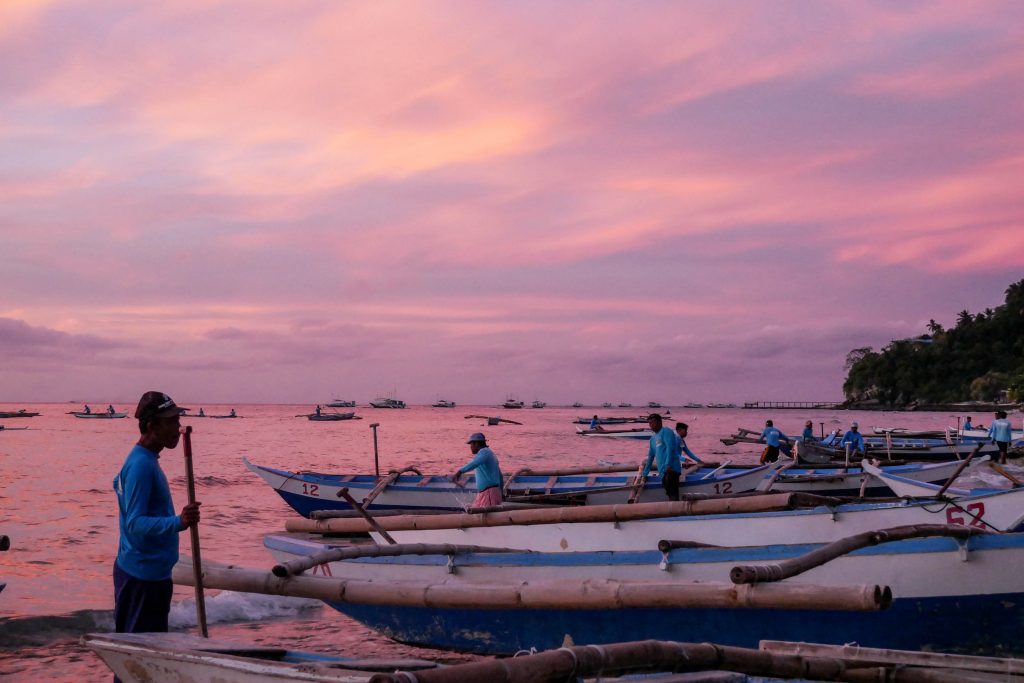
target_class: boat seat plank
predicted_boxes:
[417,476,433,487]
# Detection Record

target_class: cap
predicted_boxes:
[466,432,486,444]
[851,422,859,429]
[647,413,663,421]
[135,391,186,421]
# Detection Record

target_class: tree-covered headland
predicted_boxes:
[843,279,1024,407]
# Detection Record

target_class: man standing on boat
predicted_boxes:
[674,422,703,464]
[839,422,866,457]
[643,413,682,499]
[112,391,200,645]
[989,411,1013,465]
[802,420,816,442]
[758,420,789,464]
[452,432,504,508]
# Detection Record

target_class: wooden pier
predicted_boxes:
[743,401,842,410]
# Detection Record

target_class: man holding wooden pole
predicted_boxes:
[451,432,504,508]
[113,392,200,644]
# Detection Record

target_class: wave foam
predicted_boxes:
[170,591,321,629]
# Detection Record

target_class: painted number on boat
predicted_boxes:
[946,502,986,528]
[713,482,733,495]
[302,483,320,497]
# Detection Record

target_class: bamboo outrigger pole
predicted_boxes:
[730,523,987,585]
[180,426,208,637]
[337,487,397,544]
[286,492,837,535]
[173,560,890,612]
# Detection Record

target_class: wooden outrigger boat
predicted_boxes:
[0,410,39,418]
[245,457,980,518]
[87,631,1024,683]
[575,426,654,440]
[71,411,127,419]
[83,632,441,683]
[302,412,358,421]
[463,414,522,426]
[244,459,781,516]
[572,415,647,424]
[281,486,1024,552]
[176,524,1024,656]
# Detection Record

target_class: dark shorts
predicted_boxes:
[113,561,173,633]
[762,445,780,463]
[661,469,681,501]
[996,441,1010,460]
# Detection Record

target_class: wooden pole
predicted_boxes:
[730,523,985,585]
[287,493,812,535]
[271,542,525,577]
[337,487,397,544]
[761,640,1024,677]
[988,461,1023,486]
[366,639,980,683]
[173,560,890,612]
[179,426,208,637]
[370,423,380,477]
[935,443,984,498]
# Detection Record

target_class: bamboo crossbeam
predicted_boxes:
[310,502,548,520]
[989,461,1023,486]
[366,639,939,683]
[760,640,1024,676]
[504,463,641,480]
[730,524,987,585]
[936,444,984,497]
[172,559,890,611]
[285,493,813,534]
[271,543,527,577]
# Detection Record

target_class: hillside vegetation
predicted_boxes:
[843,279,1024,406]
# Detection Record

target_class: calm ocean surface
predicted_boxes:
[0,403,1007,680]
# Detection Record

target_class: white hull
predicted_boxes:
[244,459,777,513]
[371,487,1024,551]
[266,532,1024,602]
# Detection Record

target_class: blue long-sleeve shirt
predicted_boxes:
[840,430,866,454]
[458,447,503,491]
[677,437,703,463]
[760,427,788,448]
[643,427,681,477]
[114,445,182,581]
[989,419,1013,443]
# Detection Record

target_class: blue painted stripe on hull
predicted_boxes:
[329,593,1024,655]
[274,489,465,518]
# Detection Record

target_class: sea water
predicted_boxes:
[0,404,1010,680]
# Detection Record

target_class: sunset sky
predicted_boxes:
[2,1,1022,405]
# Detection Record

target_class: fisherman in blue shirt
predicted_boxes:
[452,432,504,508]
[840,422,867,456]
[643,413,682,499]
[758,420,790,464]
[963,416,974,431]
[801,420,815,442]
[674,422,704,464]
[113,391,200,644]
[988,411,1014,464]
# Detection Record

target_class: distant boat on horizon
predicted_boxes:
[369,397,406,409]
[326,398,356,408]
[432,399,456,408]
